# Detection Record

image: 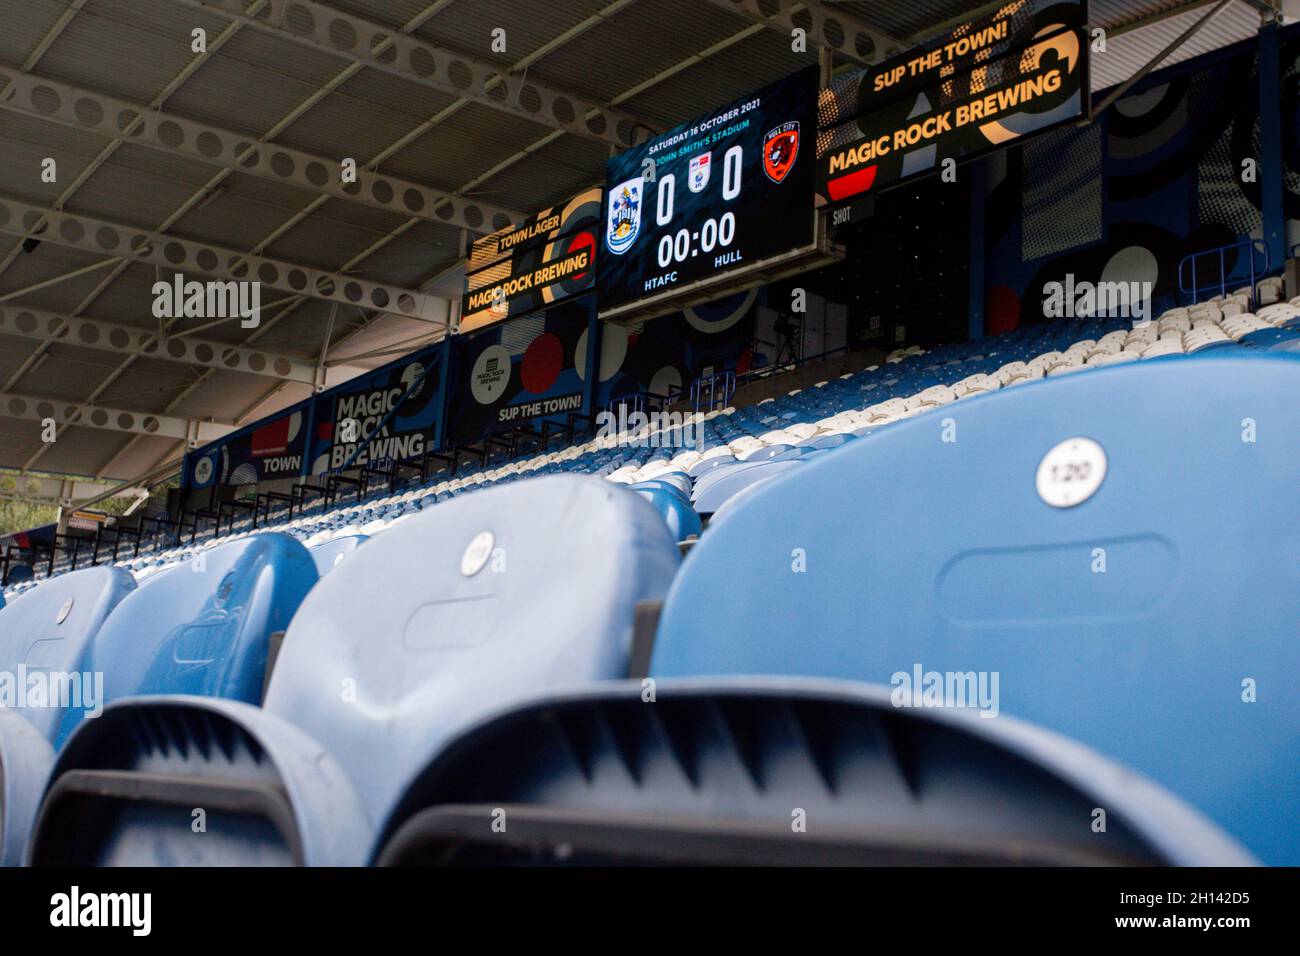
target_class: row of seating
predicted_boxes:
[8,299,1298,605]
[0,344,1294,865]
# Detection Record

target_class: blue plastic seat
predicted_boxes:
[652,354,1300,864]
[30,476,680,866]
[308,534,368,576]
[631,487,702,541]
[56,533,318,748]
[372,682,1252,866]
[0,566,136,866]
[691,459,804,514]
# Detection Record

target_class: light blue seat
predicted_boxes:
[652,353,1300,865]
[5,565,33,586]
[30,476,681,866]
[686,455,735,480]
[0,566,136,866]
[805,432,854,450]
[691,459,804,514]
[1241,328,1300,350]
[631,487,702,541]
[56,533,319,748]
[739,443,794,462]
[372,682,1252,866]
[626,479,689,500]
[308,534,368,576]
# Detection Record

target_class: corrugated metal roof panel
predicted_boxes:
[417,0,618,70]
[1091,1,1263,91]
[0,0,78,64]
[526,0,758,113]
[33,0,213,103]
[618,30,814,129]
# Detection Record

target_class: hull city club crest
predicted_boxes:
[689,151,711,192]
[763,122,800,184]
[605,177,643,255]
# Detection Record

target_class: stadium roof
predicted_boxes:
[0,0,1285,496]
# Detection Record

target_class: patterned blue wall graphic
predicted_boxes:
[983,28,1297,332]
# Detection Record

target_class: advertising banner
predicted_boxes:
[445,300,592,445]
[461,188,601,334]
[817,2,1088,206]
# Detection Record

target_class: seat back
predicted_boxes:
[374,683,1254,866]
[652,354,1300,864]
[631,488,702,541]
[57,534,317,747]
[264,475,681,830]
[308,534,368,576]
[0,567,136,744]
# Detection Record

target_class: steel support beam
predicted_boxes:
[699,0,901,65]
[181,0,655,147]
[0,471,147,507]
[0,391,234,441]
[0,303,354,385]
[0,64,523,235]
[0,193,450,321]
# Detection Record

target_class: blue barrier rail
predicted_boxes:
[1178,239,1270,309]
[690,371,735,413]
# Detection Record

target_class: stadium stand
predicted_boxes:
[5,298,1298,606]
[1,1,1297,883]
[26,477,680,865]
[4,317,1292,865]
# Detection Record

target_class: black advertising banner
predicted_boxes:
[461,188,601,334]
[445,302,591,445]
[307,345,443,475]
[182,346,445,488]
[186,400,311,489]
[817,0,1089,129]
[598,67,818,312]
[817,3,1088,206]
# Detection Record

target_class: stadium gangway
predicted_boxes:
[52,533,86,573]
[445,443,483,474]
[0,544,24,586]
[290,480,327,518]
[359,462,396,499]
[505,419,554,459]
[212,496,257,537]
[253,490,295,527]
[323,472,364,510]
[605,392,646,421]
[90,521,144,565]
[690,370,736,414]
[414,448,456,483]
[186,486,224,544]
[1179,239,1270,309]
[388,457,426,492]
[140,514,184,551]
[734,342,854,390]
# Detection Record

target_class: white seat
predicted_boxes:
[1141,338,1184,358]
[785,422,819,440]
[1087,350,1139,367]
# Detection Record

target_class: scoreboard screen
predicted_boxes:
[598,67,817,312]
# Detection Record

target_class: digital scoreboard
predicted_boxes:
[598,67,817,312]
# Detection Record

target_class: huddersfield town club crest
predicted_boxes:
[763,122,800,184]
[689,152,711,192]
[605,178,642,255]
